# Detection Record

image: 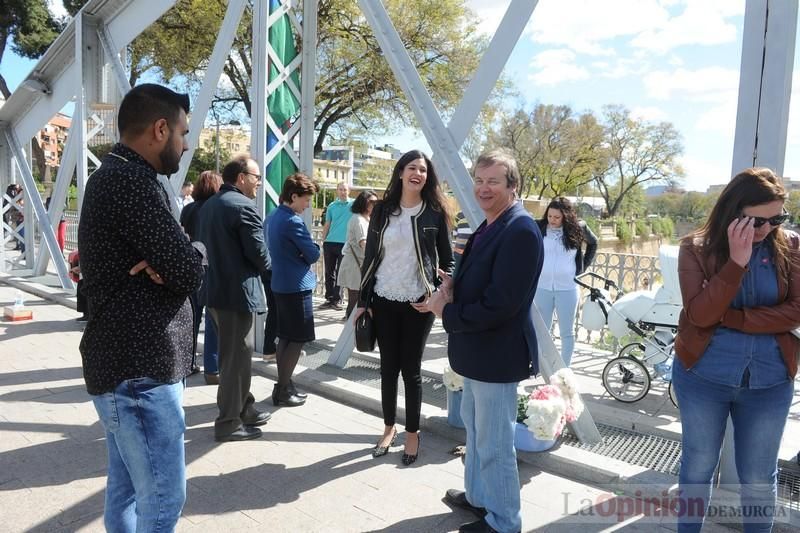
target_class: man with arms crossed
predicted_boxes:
[78,83,205,532]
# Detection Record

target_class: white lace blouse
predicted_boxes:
[374,204,426,302]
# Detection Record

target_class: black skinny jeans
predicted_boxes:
[371,294,435,433]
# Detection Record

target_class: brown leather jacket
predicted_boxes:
[675,234,800,379]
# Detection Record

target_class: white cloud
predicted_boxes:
[695,96,738,137]
[528,49,590,86]
[632,1,743,54]
[465,0,511,36]
[643,67,739,100]
[631,106,668,122]
[528,0,670,55]
[680,155,732,192]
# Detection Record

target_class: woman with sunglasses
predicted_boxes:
[673,167,799,532]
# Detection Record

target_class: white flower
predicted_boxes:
[442,366,464,391]
[549,368,584,421]
[520,369,586,441]
[524,396,565,440]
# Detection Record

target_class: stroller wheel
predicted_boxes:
[602,355,651,403]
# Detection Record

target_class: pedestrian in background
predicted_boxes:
[180,170,223,384]
[337,189,378,320]
[320,182,353,310]
[534,197,597,366]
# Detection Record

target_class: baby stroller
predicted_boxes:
[576,245,682,407]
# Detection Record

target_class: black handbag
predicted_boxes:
[354,310,376,352]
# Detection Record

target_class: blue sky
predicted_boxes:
[4,0,800,192]
[389,0,800,192]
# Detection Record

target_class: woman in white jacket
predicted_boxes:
[534,197,598,366]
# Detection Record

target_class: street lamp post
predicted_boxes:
[214,114,241,174]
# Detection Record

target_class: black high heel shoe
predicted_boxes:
[402,433,421,466]
[372,428,398,458]
[272,383,305,407]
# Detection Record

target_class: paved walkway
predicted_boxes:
[0,284,739,532]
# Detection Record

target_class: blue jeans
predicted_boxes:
[534,287,579,366]
[203,310,219,374]
[672,360,793,533]
[461,378,521,533]
[92,378,187,533]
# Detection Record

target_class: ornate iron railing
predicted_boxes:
[62,210,662,348]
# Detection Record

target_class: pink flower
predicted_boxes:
[529,384,562,401]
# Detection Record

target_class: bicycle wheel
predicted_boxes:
[668,380,678,408]
[618,342,646,359]
[602,355,651,403]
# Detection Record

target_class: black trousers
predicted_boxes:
[322,241,344,303]
[209,308,256,437]
[260,270,278,354]
[371,294,435,433]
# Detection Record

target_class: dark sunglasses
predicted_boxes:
[741,209,790,228]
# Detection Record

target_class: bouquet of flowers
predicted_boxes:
[520,368,584,441]
[442,366,464,392]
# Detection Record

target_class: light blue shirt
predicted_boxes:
[324,199,354,243]
[691,240,789,388]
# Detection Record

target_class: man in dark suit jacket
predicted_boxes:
[199,155,272,442]
[423,150,543,533]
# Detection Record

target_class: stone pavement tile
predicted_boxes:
[240,504,326,532]
[24,480,106,532]
[0,428,31,456]
[176,510,261,532]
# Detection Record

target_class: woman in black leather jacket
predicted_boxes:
[354,149,454,465]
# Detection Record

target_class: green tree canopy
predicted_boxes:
[122,0,490,154]
[487,103,605,199]
[594,105,684,217]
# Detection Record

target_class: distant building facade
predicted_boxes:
[36,113,72,167]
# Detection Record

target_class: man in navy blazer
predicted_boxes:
[199,155,272,442]
[423,150,543,533]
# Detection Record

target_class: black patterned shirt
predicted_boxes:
[78,144,204,395]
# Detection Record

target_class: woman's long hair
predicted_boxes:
[687,167,790,283]
[540,197,583,250]
[382,150,451,226]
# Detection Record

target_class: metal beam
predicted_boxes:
[438,0,538,230]
[171,0,248,195]
[5,128,72,288]
[33,122,79,276]
[724,0,798,486]
[331,0,541,369]
[356,0,488,230]
[98,23,132,95]
[0,0,177,144]
[299,0,318,228]
[253,0,270,219]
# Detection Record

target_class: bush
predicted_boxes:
[584,216,600,237]
[651,216,675,238]
[634,219,650,237]
[614,218,633,244]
